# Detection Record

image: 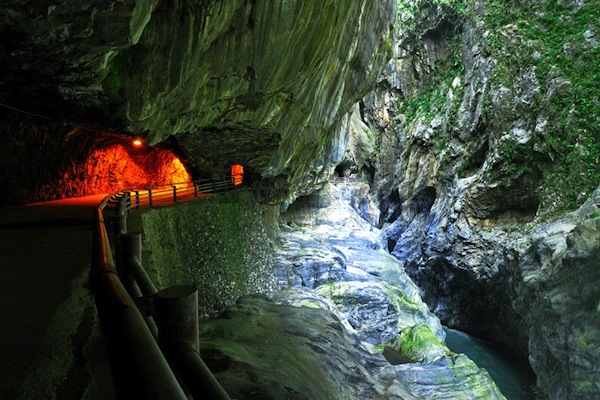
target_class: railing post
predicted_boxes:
[135,191,140,209]
[119,233,142,295]
[155,285,230,400]
[194,182,198,197]
[122,192,132,212]
[120,233,160,339]
[113,197,128,235]
[155,285,198,352]
[172,185,177,202]
[122,234,158,298]
[116,196,129,216]
[148,189,153,207]
[122,232,141,261]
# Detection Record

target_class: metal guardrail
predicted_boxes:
[91,177,238,399]
[91,195,187,399]
[111,177,238,210]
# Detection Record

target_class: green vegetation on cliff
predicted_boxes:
[397,35,465,153]
[483,0,600,212]
[397,0,468,37]
[395,0,599,215]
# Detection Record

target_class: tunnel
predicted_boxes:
[230,164,244,186]
[57,129,193,198]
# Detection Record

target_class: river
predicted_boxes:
[443,327,539,400]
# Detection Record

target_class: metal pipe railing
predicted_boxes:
[116,177,236,211]
[90,199,187,400]
[91,175,239,399]
[128,256,158,297]
[154,285,231,400]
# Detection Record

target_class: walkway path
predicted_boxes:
[0,178,238,399]
[0,195,114,400]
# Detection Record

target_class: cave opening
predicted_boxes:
[61,130,192,198]
[230,164,244,186]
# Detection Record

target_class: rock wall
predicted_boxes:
[354,0,600,398]
[515,189,600,399]
[141,189,275,317]
[0,0,395,204]
[245,181,504,399]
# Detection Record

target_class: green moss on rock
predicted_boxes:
[390,324,451,363]
[482,0,600,214]
[141,189,275,317]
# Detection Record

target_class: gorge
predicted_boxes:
[0,0,599,399]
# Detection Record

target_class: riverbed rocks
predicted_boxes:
[198,292,399,400]
[198,289,506,400]
[256,181,504,399]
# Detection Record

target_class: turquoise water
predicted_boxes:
[443,327,538,400]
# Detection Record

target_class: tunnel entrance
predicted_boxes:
[62,131,192,197]
[230,164,244,186]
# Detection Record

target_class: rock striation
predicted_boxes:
[1,1,597,398]
[516,189,600,399]
[352,0,600,398]
[251,181,503,399]
[0,0,395,204]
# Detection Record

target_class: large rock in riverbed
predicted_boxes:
[198,290,505,400]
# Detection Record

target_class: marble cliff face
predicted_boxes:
[348,1,600,398]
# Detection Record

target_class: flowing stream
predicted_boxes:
[443,327,538,400]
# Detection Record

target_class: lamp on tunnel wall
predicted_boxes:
[132,138,144,147]
[231,164,244,186]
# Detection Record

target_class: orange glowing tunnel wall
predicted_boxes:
[66,138,192,196]
[231,164,244,186]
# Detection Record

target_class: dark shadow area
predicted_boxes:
[0,218,92,230]
[444,327,539,400]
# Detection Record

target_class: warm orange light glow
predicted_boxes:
[132,139,143,147]
[80,144,192,195]
[161,157,190,189]
[231,164,244,186]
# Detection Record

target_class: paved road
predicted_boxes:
[0,195,115,400]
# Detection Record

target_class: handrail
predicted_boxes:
[91,197,187,399]
[111,177,238,211]
[91,176,239,399]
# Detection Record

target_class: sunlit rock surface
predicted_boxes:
[276,182,443,344]
[199,290,505,400]
[207,180,503,399]
[198,292,408,400]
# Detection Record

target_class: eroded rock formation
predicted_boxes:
[352,1,600,398]
[197,181,504,399]
[0,0,395,204]
[2,0,598,398]
[516,190,600,399]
